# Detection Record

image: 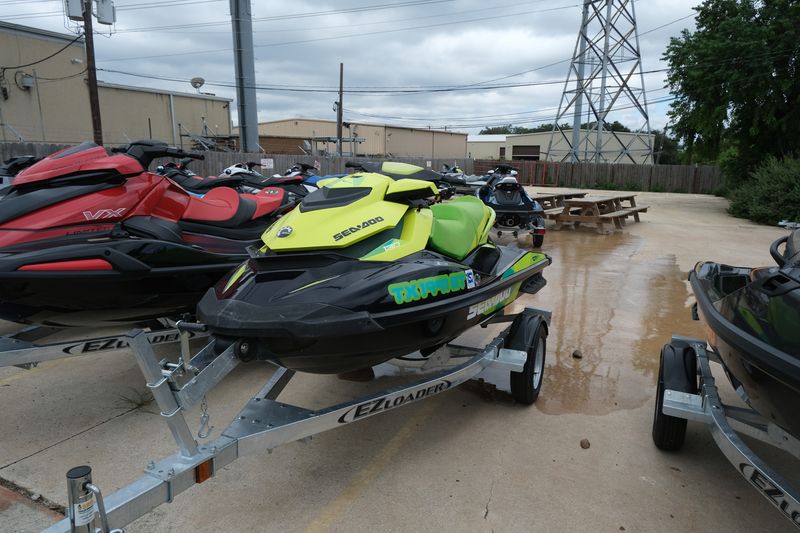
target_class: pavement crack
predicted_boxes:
[0,476,66,515]
[484,479,496,520]
[0,406,140,471]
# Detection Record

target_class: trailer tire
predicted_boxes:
[509,316,547,405]
[532,234,544,248]
[652,343,697,451]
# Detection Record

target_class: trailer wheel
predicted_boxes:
[509,316,547,404]
[652,343,697,451]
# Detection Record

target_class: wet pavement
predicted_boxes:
[0,189,797,532]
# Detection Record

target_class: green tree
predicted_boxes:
[579,120,632,132]
[652,129,684,165]
[478,124,515,134]
[664,0,800,181]
[479,122,604,135]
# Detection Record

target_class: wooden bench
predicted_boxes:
[543,207,564,218]
[598,205,649,228]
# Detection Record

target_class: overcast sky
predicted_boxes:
[2,0,699,134]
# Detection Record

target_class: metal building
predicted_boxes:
[246,118,468,158]
[468,130,654,164]
[0,22,232,146]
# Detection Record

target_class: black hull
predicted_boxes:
[690,263,800,439]
[199,248,550,374]
[0,238,252,327]
[235,305,496,374]
[0,267,235,327]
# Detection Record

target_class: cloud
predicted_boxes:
[2,0,698,133]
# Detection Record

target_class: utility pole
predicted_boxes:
[230,0,259,153]
[336,63,343,156]
[83,0,103,145]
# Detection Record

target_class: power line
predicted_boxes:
[116,0,224,10]
[0,0,57,5]
[113,0,551,33]
[432,95,678,130]
[0,31,83,71]
[37,68,88,82]
[112,0,456,33]
[101,3,581,61]
[3,0,452,20]
[344,87,672,125]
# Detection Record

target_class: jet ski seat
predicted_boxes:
[182,186,257,228]
[495,181,523,206]
[429,195,493,260]
[166,169,244,193]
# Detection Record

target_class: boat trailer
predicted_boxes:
[654,336,800,529]
[43,307,550,532]
[0,320,208,369]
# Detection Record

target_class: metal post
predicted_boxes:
[66,466,97,532]
[570,1,589,162]
[595,0,614,163]
[336,62,343,156]
[83,0,103,145]
[630,0,653,164]
[32,69,46,141]
[230,0,259,153]
[128,330,198,458]
[168,93,177,144]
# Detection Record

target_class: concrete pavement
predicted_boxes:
[0,190,797,532]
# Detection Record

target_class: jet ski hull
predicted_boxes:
[690,261,800,439]
[198,248,550,374]
[0,238,252,327]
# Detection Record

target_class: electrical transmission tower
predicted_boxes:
[546,0,653,164]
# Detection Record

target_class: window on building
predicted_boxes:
[511,145,540,161]
[499,147,506,159]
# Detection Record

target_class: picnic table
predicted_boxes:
[544,193,649,233]
[532,191,587,216]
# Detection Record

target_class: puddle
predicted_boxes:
[502,230,705,415]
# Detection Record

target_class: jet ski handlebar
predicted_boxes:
[111,140,205,169]
[770,229,800,267]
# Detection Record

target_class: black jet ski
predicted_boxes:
[0,140,292,327]
[477,164,546,247]
[0,155,41,188]
[690,228,800,439]
[346,161,457,198]
[197,172,551,374]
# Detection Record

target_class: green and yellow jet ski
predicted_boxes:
[197,173,551,374]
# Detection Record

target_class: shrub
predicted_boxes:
[728,156,800,225]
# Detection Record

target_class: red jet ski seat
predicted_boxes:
[182,187,284,228]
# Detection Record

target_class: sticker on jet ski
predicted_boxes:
[388,271,467,304]
[332,216,385,241]
[82,208,126,220]
[467,286,515,319]
[338,380,452,423]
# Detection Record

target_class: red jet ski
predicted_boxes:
[0,140,294,327]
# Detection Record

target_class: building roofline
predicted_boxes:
[97,81,232,102]
[0,21,85,45]
[502,129,653,137]
[256,117,467,136]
